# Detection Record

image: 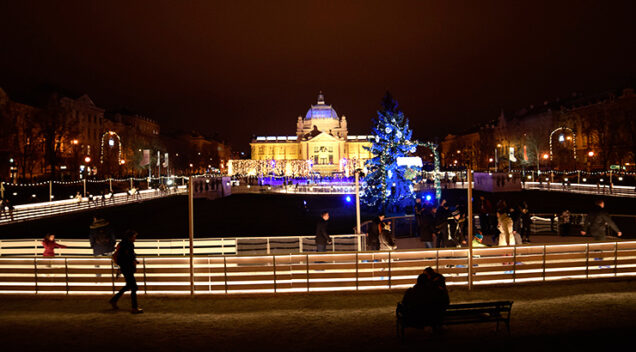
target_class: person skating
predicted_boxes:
[314,211,331,252]
[42,233,66,257]
[446,209,467,247]
[419,206,437,248]
[581,200,622,241]
[497,208,515,246]
[367,213,385,250]
[110,230,143,314]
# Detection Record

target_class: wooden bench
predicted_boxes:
[396,300,513,339]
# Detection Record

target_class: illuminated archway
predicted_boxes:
[549,127,576,160]
[100,131,123,164]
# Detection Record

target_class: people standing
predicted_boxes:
[110,230,143,314]
[42,233,67,257]
[434,200,450,248]
[1,198,15,221]
[581,200,622,241]
[514,203,532,243]
[314,211,331,252]
[367,213,385,251]
[379,219,396,250]
[414,198,423,237]
[447,209,467,247]
[419,206,437,248]
[477,195,493,240]
[497,208,515,246]
[75,192,82,206]
[89,217,116,256]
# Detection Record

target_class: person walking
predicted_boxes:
[419,206,436,248]
[42,233,67,257]
[110,230,143,313]
[314,211,331,252]
[581,200,622,241]
[367,213,385,251]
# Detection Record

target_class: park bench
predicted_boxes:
[396,300,513,340]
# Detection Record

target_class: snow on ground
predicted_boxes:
[1,279,635,352]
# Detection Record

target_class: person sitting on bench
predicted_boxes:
[400,267,450,333]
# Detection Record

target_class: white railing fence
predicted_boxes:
[0,234,366,257]
[0,240,634,295]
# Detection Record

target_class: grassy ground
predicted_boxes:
[1,279,635,352]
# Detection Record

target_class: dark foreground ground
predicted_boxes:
[1,189,635,239]
[0,280,634,352]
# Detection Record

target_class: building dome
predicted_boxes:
[305,92,338,119]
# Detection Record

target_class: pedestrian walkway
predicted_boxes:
[0,186,187,226]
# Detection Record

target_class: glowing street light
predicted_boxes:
[588,151,595,157]
[84,156,91,163]
[72,139,79,145]
[119,159,126,165]
[542,153,549,160]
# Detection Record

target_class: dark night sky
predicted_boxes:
[1,0,635,151]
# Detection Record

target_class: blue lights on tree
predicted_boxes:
[362,92,419,211]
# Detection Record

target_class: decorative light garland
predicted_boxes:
[549,127,576,160]
[99,131,123,164]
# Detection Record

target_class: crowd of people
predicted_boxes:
[410,196,533,249]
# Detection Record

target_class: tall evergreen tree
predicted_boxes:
[362,92,419,211]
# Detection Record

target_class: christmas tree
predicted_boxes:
[362,92,419,211]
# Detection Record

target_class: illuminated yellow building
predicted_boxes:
[249,93,373,175]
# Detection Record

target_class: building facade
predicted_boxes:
[247,93,373,175]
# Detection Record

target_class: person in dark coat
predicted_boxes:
[513,203,532,243]
[400,267,449,333]
[447,209,467,247]
[581,200,622,241]
[367,214,385,250]
[109,230,143,314]
[477,195,493,237]
[315,211,331,252]
[89,217,116,256]
[419,206,436,248]
[434,200,450,248]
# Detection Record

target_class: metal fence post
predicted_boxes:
[272,255,277,293]
[33,258,38,294]
[388,251,392,289]
[355,252,359,291]
[542,245,546,281]
[223,256,228,294]
[306,254,310,293]
[585,243,590,279]
[64,258,69,294]
[143,258,148,295]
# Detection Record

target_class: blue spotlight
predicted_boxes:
[424,194,432,202]
[345,195,352,203]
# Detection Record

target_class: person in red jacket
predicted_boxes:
[42,233,66,257]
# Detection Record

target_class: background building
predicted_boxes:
[247,93,372,176]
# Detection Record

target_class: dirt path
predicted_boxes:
[1,280,635,352]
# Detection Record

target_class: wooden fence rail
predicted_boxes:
[0,241,634,295]
[0,235,366,257]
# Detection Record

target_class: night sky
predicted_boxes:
[1,1,635,151]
